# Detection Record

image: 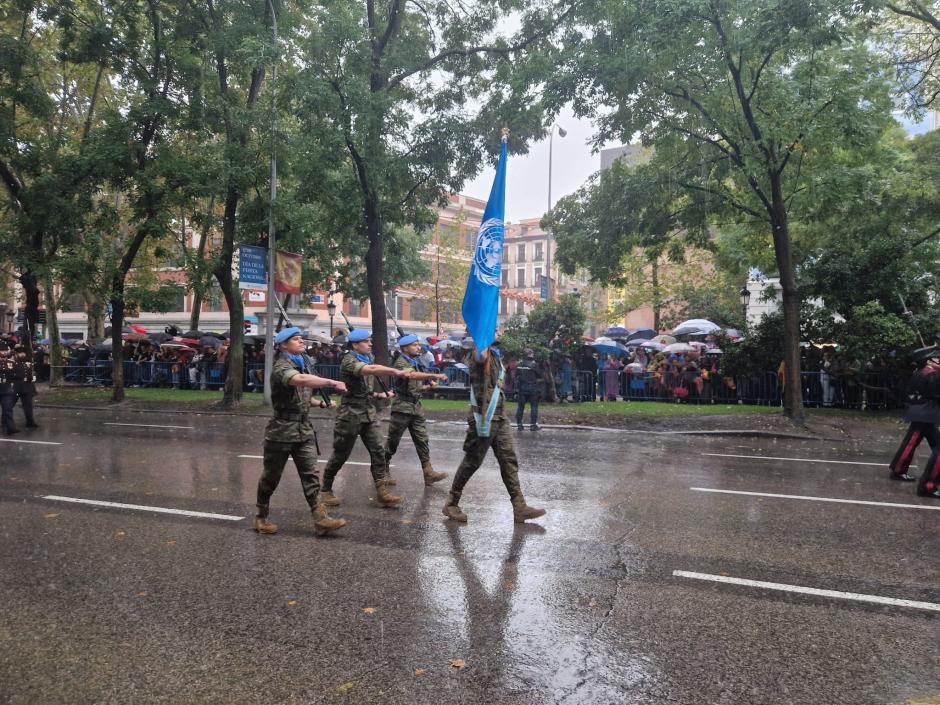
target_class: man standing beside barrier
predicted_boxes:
[254,327,348,536]
[514,348,543,431]
[320,329,412,508]
[442,328,546,524]
[384,334,449,487]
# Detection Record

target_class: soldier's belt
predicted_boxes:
[274,412,309,421]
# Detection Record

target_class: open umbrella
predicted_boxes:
[604,326,630,338]
[433,339,463,350]
[704,348,724,355]
[148,332,172,344]
[302,331,333,344]
[129,324,148,334]
[122,332,148,342]
[200,336,222,348]
[672,319,721,336]
[624,362,645,373]
[723,328,744,341]
[591,336,629,356]
[639,340,664,352]
[664,342,694,353]
[653,334,676,346]
[627,328,657,342]
[689,341,709,351]
[180,329,208,339]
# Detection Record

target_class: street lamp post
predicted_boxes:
[262,0,278,407]
[739,285,751,326]
[545,123,566,301]
[327,295,336,339]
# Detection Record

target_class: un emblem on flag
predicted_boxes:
[473,217,504,287]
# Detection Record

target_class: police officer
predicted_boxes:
[515,348,543,431]
[442,327,546,524]
[10,345,38,430]
[894,345,940,499]
[320,329,413,508]
[254,327,349,536]
[0,341,17,435]
[384,334,449,486]
[888,345,940,483]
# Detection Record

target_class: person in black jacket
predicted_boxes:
[0,341,16,434]
[514,348,543,431]
[888,345,940,483]
[902,346,940,499]
[10,345,39,429]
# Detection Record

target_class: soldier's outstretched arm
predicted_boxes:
[360,364,409,378]
[289,374,347,394]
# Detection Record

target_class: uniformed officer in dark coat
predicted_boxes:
[888,345,940,483]
[0,341,17,435]
[892,345,940,499]
[253,327,349,536]
[384,334,448,486]
[442,328,546,524]
[514,348,543,431]
[320,329,413,508]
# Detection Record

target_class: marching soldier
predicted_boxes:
[254,327,348,536]
[888,345,940,483]
[384,334,449,487]
[442,327,546,524]
[10,345,39,430]
[320,329,412,508]
[0,341,17,435]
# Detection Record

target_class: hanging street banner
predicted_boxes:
[238,245,268,290]
[461,131,508,356]
[275,250,303,295]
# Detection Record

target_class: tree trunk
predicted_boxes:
[84,291,105,340]
[189,291,203,331]
[110,293,125,402]
[651,258,661,331]
[769,175,804,422]
[216,192,243,408]
[365,201,390,364]
[19,270,40,360]
[44,273,62,384]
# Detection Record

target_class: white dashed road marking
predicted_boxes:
[673,570,940,612]
[0,438,62,445]
[237,454,392,467]
[42,495,243,521]
[702,452,883,466]
[104,422,195,430]
[690,487,940,511]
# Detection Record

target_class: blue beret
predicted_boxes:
[398,334,419,346]
[275,326,302,345]
[348,329,372,343]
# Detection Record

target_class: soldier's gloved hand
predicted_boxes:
[332,381,348,394]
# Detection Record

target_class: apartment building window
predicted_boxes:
[515,299,525,315]
[499,296,507,316]
[534,242,544,260]
[516,268,525,287]
[501,269,508,287]
[534,267,542,285]
[516,243,526,262]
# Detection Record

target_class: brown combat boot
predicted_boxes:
[422,463,448,486]
[374,479,404,507]
[383,454,396,485]
[512,497,546,524]
[312,503,346,535]
[253,505,278,534]
[442,492,467,522]
[320,490,341,507]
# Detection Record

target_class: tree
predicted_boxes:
[886,0,940,109]
[502,293,586,360]
[560,0,895,420]
[292,0,577,362]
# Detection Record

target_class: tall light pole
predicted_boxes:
[545,123,566,300]
[327,294,336,339]
[262,0,278,406]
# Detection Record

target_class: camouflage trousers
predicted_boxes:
[257,438,320,512]
[321,414,388,490]
[385,411,432,466]
[450,415,523,501]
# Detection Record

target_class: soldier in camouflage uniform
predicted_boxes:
[384,334,449,487]
[320,329,413,508]
[442,328,546,524]
[254,327,349,536]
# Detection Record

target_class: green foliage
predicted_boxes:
[501,294,586,359]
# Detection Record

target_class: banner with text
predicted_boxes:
[238,245,268,290]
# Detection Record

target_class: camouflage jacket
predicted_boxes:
[264,353,316,443]
[336,351,376,423]
[391,353,425,416]
[469,349,505,420]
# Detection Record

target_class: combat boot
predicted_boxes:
[422,463,448,486]
[512,497,546,523]
[384,455,397,485]
[374,479,404,508]
[320,490,341,507]
[253,505,278,535]
[442,492,467,522]
[312,503,346,535]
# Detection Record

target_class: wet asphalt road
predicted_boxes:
[1,407,938,705]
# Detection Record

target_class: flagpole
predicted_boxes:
[263,0,278,407]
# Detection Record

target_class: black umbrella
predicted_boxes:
[200,336,222,348]
[332,333,347,344]
[148,332,172,343]
[627,328,657,342]
[180,329,208,339]
[103,326,132,337]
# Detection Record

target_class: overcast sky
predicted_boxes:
[462,104,617,222]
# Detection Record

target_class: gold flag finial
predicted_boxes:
[500,127,509,141]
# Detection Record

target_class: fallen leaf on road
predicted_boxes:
[401,519,414,525]
[449,659,466,669]
[414,668,427,676]
[135,591,148,597]
[44,513,60,519]
[362,607,377,615]
[166,540,176,545]
[287,600,298,606]
[719,571,730,577]
[115,531,126,539]
[335,681,355,694]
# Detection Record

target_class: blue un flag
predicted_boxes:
[462,134,508,356]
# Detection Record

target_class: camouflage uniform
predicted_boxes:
[385,354,432,467]
[449,351,523,501]
[256,353,322,516]
[321,351,389,490]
